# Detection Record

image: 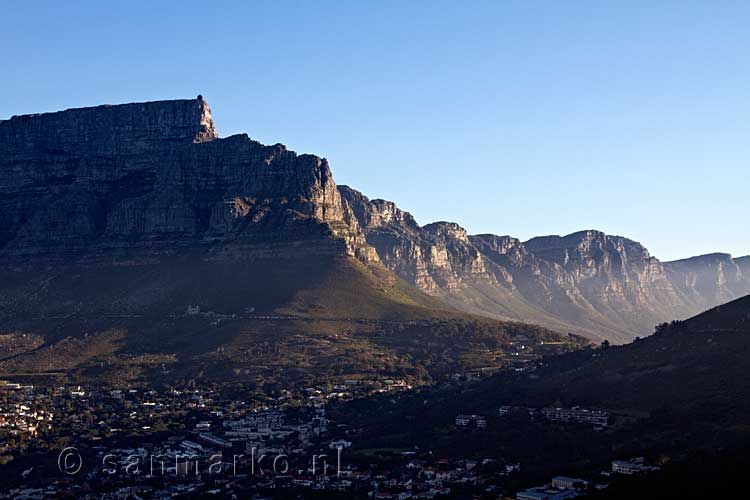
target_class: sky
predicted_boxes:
[3,1,749,261]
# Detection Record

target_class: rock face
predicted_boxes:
[664,253,750,311]
[339,186,750,342]
[0,97,588,386]
[0,98,376,263]
[1,97,746,345]
[339,186,494,293]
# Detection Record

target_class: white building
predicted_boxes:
[329,439,352,449]
[551,476,587,490]
[541,407,608,427]
[455,414,487,429]
[199,433,232,449]
[611,457,660,475]
[517,486,580,500]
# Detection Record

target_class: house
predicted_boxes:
[454,414,487,429]
[179,440,204,453]
[517,486,580,500]
[406,459,427,470]
[199,433,232,449]
[541,407,609,427]
[611,457,660,475]
[551,476,587,490]
[329,439,352,449]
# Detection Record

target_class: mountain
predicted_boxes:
[509,293,750,415]
[339,186,749,342]
[0,97,580,386]
[428,292,750,424]
[336,295,750,495]
[0,97,374,262]
[339,186,589,336]
[664,253,750,311]
[466,294,750,461]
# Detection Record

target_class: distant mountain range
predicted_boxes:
[0,96,747,357]
[340,186,750,342]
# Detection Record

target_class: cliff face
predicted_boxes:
[339,186,494,292]
[340,186,750,342]
[1,98,746,345]
[0,98,375,263]
[664,253,750,311]
[521,231,693,335]
[0,98,588,385]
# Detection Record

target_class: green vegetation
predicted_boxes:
[331,295,750,488]
[0,255,583,388]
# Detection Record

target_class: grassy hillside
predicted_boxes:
[0,255,582,387]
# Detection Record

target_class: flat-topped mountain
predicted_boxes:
[0,97,375,262]
[340,186,749,342]
[0,98,580,386]
[0,96,746,368]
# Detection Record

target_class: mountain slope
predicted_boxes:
[340,185,749,342]
[664,253,750,312]
[0,98,580,385]
[471,294,750,423]
[336,296,750,498]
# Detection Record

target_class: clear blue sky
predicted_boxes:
[4,1,749,261]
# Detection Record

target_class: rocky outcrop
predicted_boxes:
[521,231,694,336]
[339,186,494,292]
[340,186,750,342]
[664,253,750,311]
[0,98,377,263]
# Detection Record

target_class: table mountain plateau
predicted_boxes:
[0,97,580,385]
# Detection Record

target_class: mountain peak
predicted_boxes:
[0,98,374,262]
[524,230,651,261]
[666,252,734,264]
[338,186,419,231]
[2,97,219,146]
[423,221,469,242]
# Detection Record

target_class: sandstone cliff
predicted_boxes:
[1,98,746,346]
[0,98,375,263]
[664,253,750,311]
[340,186,750,342]
[0,98,586,385]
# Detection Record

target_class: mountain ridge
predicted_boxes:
[0,97,378,264]
[339,185,749,342]
[2,97,746,348]
[0,97,582,385]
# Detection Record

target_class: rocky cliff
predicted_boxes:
[340,186,750,342]
[339,186,505,293]
[664,253,750,311]
[0,97,376,263]
[1,98,746,346]
[0,98,587,385]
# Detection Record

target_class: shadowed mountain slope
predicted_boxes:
[466,294,750,424]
